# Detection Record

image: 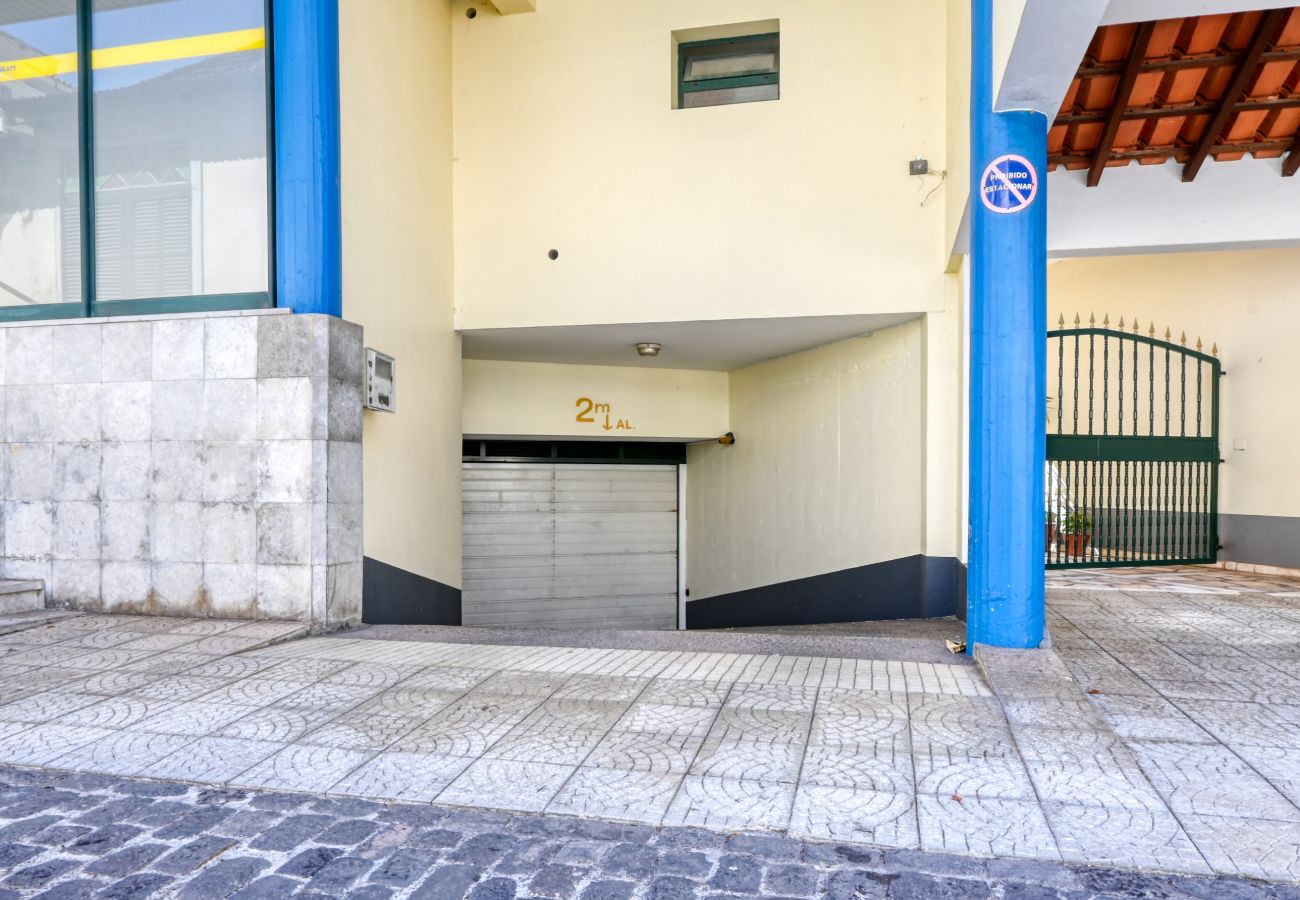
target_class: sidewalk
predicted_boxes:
[0,588,1297,883]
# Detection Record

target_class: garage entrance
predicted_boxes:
[461,441,684,629]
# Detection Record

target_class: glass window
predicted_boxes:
[91,0,269,304]
[678,33,779,110]
[0,1,82,312]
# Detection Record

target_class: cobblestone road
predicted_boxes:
[0,766,1290,899]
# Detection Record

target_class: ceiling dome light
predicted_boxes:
[636,342,662,357]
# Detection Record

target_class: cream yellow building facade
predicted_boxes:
[1,0,1296,633]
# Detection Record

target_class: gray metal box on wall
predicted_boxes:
[366,349,395,412]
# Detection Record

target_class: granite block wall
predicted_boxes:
[0,311,364,632]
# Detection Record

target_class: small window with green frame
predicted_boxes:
[677,32,779,110]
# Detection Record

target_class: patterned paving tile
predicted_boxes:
[616,702,718,736]
[546,767,683,824]
[51,729,194,776]
[0,690,105,723]
[723,683,819,712]
[321,662,421,690]
[799,743,913,792]
[483,723,607,765]
[1044,801,1211,873]
[808,712,912,748]
[1177,813,1300,881]
[330,750,475,802]
[688,737,804,783]
[146,736,282,783]
[908,696,1014,747]
[128,675,231,703]
[135,701,258,737]
[237,744,374,792]
[473,670,573,697]
[788,785,919,848]
[55,696,172,729]
[1021,758,1168,810]
[390,698,537,757]
[214,706,342,743]
[1011,725,1133,762]
[916,794,1060,861]
[350,686,462,718]
[516,697,630,732]
[299,712,426,751]
[552,675,650,703]
[662,775,796,831]
[183,656,285,679]
[583,729,706,774]
[637,679,730,708]
[437,758,576,813]
[272,682,378,713]
[201,678,309,706]
[399,665,492,693]
[914,751,1037,802]
[0,723,114,766]
[706,707,811,744]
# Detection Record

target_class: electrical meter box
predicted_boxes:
[365,349,396,412]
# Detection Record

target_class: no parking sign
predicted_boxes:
[980,154,1038,215]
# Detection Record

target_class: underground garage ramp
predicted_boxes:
[462,462,680,629]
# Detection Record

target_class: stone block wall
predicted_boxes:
[0,311,364,632]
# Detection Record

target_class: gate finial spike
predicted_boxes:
[1132,318,1141,333]
[1090,312,1096,326]
[1212,342,1219,357]
[1165,326,1172,341]
[1058,313,1065,328]
[1103,313,1110,327]
[1196,336,1203,351]
[1074,313,1081,326]
[1148,322,1156,337]
[1118,316,1125,329]
[1180,331,1187,346]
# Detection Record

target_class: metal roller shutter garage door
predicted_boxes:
[462,463,679,629]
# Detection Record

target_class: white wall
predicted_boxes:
[451,0,950,331]
[463,359,728,441]
[340,0,462,589]
[1049,160,1300,259]
[686,321,925,601]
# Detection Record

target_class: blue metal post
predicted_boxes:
[273,0,342,317]
[967,0,1048,649]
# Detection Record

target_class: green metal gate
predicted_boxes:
[1046,317,1221,569]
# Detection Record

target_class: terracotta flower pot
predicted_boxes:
[1064,533,1091,557]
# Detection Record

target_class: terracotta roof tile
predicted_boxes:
[1049,6,1300,180]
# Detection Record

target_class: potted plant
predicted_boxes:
[1045,510,1059,548]
[1062,511,1092,557]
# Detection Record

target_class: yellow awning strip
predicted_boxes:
[0,27,265,84]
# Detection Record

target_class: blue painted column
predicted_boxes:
[273,0,342,317]
[967,0,1048,649]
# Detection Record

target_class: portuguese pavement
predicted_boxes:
[0,565,1295,896]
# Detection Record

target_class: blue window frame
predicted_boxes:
[0,0,275,321]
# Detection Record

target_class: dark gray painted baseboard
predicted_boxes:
[362,557,461,625]
[685,555,964,630]
[1219,514,1300,570]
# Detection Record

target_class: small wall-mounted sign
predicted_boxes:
[979,154,1038,215]
[575,397,635,432]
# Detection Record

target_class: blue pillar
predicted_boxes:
[273,0,342,317]
[967,0,1048,649]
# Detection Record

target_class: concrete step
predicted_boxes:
[0,580,46,616]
